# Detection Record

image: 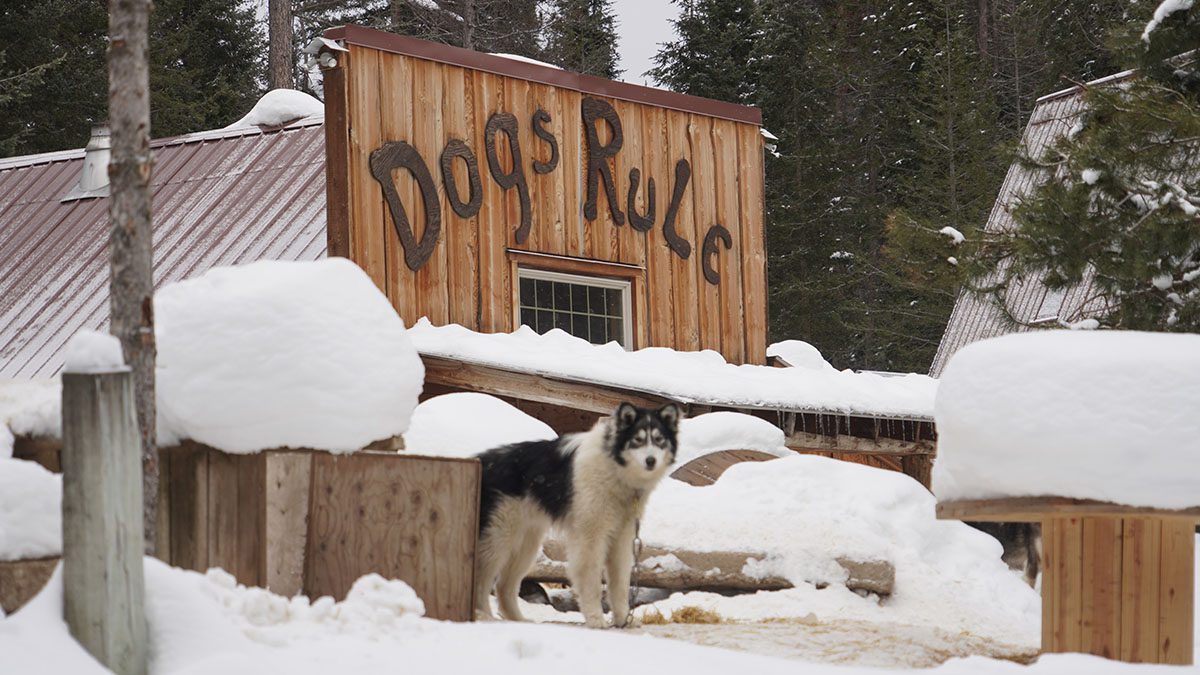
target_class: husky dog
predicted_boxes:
[473,402,681,628]
[969,522,1042,587]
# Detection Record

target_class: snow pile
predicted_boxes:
[766,340,835,371]
[155,259,424,454]
[0,459,61,561]
[404,392,556,457]
[61,331,125,374]
[1142,0,1193,42]
[676,412,790,465]
[225,89,323,129]
[408,320,937,418]
[938,226,965,245]
[0,378,60,458]
[934,331,1200,509]
[641,455,1040,641]
[490,53,563,70]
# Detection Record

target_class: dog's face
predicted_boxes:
[609,402,681,486]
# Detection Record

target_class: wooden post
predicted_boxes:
[61,370,147,675]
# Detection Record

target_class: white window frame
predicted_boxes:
[516,267,634,348]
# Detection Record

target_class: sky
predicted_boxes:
[610,0,680,85]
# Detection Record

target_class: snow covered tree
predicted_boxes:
[647,0,757,102]
[965,1,1200,331]
[543,0,621,78]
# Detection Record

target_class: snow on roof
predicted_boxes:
[933,331,1200,510]
[766,340,835,371]
[225,89,325,129]
[489,53,563,70]
[409,320,937,419]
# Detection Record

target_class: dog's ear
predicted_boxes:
[657,403,681,432]
[615,402,638,430]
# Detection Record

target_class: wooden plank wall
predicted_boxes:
[333,44,768,364]
[303,452,481,621]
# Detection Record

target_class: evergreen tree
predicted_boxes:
[965,3,1200,332]
[543,0,622,78]
[647,0,757,103]
[0,0,265,156]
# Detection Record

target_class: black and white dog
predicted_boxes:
[473,402,681,628]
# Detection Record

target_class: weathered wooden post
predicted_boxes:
[61,369,147,675]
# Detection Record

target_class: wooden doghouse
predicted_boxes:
[75,439,483,622]
[939,497,1198,664]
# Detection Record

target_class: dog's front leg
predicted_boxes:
[567,535,608,628]
[606,521,637,628]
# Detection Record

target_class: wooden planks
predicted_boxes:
[265,452,313,598]
[1014,515,1196,665]
[670,449,778,486]
[937,498,1200,523]
[329,45,770,365]
[303,452,481,621]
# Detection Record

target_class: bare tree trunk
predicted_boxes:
[977,0,990,57]
[108,0,158,556]
[268,0,294,90]
[461,0,476,50]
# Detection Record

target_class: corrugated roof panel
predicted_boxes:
[0,120,327,379]
[929,77,1115,376]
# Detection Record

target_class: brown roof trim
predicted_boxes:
[323,25,762,126]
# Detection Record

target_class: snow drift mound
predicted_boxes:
[0,458,61,560]
[675,412,790,465]
[934,331,1200,509]
[403,392,555,457]
[225,89,323,129]
[155,258,423,454]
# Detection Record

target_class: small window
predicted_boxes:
[517,268,632,347]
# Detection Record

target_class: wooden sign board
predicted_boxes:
[322,26,768,364]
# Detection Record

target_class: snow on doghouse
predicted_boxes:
[934,331,1200,665]
[1,259,487,621]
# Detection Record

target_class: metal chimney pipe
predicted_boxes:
[61,124,112,202]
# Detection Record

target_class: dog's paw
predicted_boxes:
[583,615,609,629]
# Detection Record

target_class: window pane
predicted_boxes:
[536,310,554,334]
[589,316,606,343]
[554,311,571,332]
[571,285,588,312]
[535,279,552,308]
[605,288,622,317]
[520,308,535,329]
[572,314,588,340]
[553,282,570,311]
[519,277,535,305]
[588,286,605,314]
[608,318,624,345]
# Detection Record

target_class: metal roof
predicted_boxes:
[927,76,1128,376]
[0,120,327,379]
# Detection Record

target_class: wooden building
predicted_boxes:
[319,26,768,364]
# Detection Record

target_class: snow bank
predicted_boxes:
[409,320,936,418]
[403,393,555,457]
[933,331,1200,509]
[0,378,60,458]
[225,89,323,129]
[676,412,790,465]
[641,455,1040,641]
[155,259,423,454]
[0,459,61,560]
[61,331,125,373]
[766,340,835,371]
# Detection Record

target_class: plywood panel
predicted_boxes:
[411,57,450,325]
[711,119,746,363]
[442,65,480,327]
[304,452,481,621]
[347,46,388,296]
[235,452,267,587]
[1080,517,1122,659]
[206,449,241,580]
[166,444,209,572]
[265,452,313,597]
[736,123,768,364]
[1158,520,1194,664]
[1120,518,1162,662]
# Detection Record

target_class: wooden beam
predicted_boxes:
[785,430,934,456]
[937,498,1200,523]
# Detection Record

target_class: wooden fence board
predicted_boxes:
[1158,520,1194,664]
[303,452,481,621]
[1080,517,1123,659]
[265,452,312,597]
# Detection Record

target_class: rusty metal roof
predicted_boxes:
[0,120,327,379]
[927,76,1128,376]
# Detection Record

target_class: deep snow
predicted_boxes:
[224,89,324,129]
